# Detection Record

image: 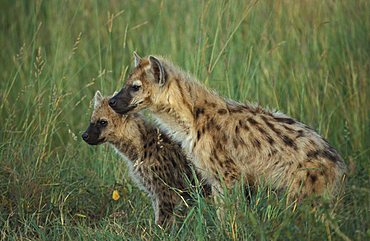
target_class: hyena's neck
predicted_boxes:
[110,138,140,162]
[150,73,226,144]
[110,118,165,163]
[109,118,151,162]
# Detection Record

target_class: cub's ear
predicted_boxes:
[112,90,119,96]
[94,90,103,108]
[133,51,142,67]
[149,56,166,86]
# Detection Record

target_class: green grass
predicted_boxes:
[0,0,369,240]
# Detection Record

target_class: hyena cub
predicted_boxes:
[109,53,347,203]
[82,91,208,226]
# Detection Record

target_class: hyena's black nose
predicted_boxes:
[81,132,88,141]
[108,98,117,107]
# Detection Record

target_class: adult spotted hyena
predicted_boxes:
[109,53,347,202]
[82,91,209,226]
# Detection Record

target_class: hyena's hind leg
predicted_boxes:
[211,176,242,222]
[288,162,333,203]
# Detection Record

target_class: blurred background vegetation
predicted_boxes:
[0,0,369,240]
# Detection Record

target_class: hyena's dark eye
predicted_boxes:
[99,120,108,127]
[131,85,141,92]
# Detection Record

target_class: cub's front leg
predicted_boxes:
[153,197,176,228]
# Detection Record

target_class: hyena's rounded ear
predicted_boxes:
[149,56,167,87]
[133,51,142,67]
[94,90,103,108]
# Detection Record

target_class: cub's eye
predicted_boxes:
[131,85,141,92]
[99,120,108,127]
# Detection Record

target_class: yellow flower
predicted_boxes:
[112,190,120,201]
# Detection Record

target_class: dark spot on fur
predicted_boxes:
[208,102,217,108]
[320,168,327,176]
[262,117,282,136]
[308,139,318,148]
[201,127,205,135]
[239,120,250,131]
[197,130,201,140]
[233,138,239,148]
[206,118,214,130]
[282,135,297,150]
[266,135,275,145]
[307,150,320,159]
[175,78,192,113]
[255,124,274,144]
[230,174,238,180]
[235,125,240,134]
[219,161,225,168]
[282,125,295,133]
[217,109,227,115]
[261,115,268,122]
[274,117,295,125]
[268,149,278,157]
[227,105,243,113]
[256,126,267,135]
[230,107,243,113]
[247,117,258,125]
[244,124,250,131]
[225,158,235,165]
[252,138,261,149]
[321,148,340,163]
[148,139,155,147]
[195,107,204,119]
[215,141,223,150]
[170,157,178,169]
[310,174,318,183]
[221,134,228,144]
[224,171,230,178]
[297,130,304,138]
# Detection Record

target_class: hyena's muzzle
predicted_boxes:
[109,87,137,114]
[82,123,105,145]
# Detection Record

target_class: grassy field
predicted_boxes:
[0,0,369,240]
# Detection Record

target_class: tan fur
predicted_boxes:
[86,92,209,226]
[111,55,347,203]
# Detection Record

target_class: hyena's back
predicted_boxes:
[192,100,346,199]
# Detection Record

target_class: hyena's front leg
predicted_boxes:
[212,183,226,222]
[154,197,175,228]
